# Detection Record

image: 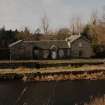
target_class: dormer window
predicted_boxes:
[50,45,57,51]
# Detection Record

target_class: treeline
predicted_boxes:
[0,27,32,48]
[0,27,33,59]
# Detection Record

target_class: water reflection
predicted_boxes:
[0,80,104,105]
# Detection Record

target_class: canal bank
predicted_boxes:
[0,64,105,81]
[0,59,105,68]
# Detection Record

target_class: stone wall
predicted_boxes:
[71,37,93,58]
[10,42,33,60]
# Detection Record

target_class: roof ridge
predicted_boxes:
[24,40,66,42]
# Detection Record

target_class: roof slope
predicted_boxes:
[24,40,69,49]
[9,34,85,49]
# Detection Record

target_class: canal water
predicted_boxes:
[0,80,105,105]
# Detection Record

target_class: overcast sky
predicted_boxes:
[0,0,105,32]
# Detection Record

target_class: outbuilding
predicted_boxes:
[9,35,94,60]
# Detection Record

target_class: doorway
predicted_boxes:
[33,47,40,60]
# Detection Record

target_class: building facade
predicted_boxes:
[9,35,94,60]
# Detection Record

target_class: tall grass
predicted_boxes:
[84,96,105,105]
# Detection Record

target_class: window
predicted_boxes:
[43,50,49,59]
[33,49,39,59]
[51,50,57,59]
[58,49,64,58]
[79,50,83,57]
[50,45,57,59]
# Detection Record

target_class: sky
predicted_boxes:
[0,0,105,32]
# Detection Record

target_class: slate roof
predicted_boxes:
[24,40,69,49]
[9,34,83,49]
[23,34,57,41]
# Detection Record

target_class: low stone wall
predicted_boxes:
[0,59,104,68]
[0,73,23,80]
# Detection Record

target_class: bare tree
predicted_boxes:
[86,8,105,44]
[41,14,49,34]
[70,16,83,34]
[90,9,98,25]
[56,28,71,40]
[102,6,105,20]
[99,6,105,26]
[35,28,41,34]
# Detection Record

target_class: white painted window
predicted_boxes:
[51,51,57,59]
[59,49,64,58]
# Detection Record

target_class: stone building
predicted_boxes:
[9,35,94,60]
[66,35,94,58]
